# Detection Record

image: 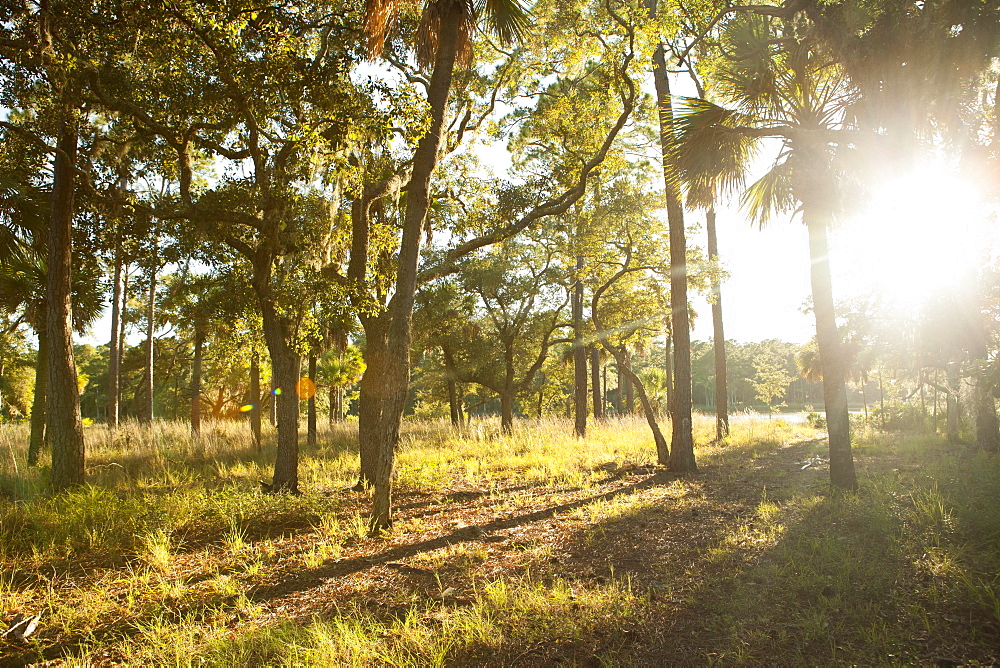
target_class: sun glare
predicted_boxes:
[835,163,999,309]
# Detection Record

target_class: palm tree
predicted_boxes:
[671,14,859,489]
[362,0,529,530]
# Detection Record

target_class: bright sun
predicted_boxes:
[834,163,999,309]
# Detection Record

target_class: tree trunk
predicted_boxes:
[142,255,157,424]
[573,255,587,437]
[307,353,317,447]
[804,207,856,489]
[651,49,696,473]
[369,4,462,532]
[601,341,669,462]
[190,328,204,436]
[946,362,960,442]
[500,391,514,434]
[357,316,388,490]
[706,207,730,440]
[27,330,47,466]
[590,346,603,419]
[250,351,262,449]
[257,286,300,492]
[108,254,124,429]
[47,100,85,492]
[624,348,635,414]
[663,322,673,417]
[447,376,462,426]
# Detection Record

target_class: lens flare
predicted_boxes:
[296,377,317,400]
[239,404,255,413]
[272,387,282,396]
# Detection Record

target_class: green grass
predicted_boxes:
[1,414,998,665]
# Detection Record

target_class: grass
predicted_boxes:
[1,413,998,665]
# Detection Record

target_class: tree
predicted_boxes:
[356,0,640,529]
[671,12,859,489]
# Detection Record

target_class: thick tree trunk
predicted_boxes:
[804,208,856,489]
[108,255,124,429]
[500,391,515,434]
[27,330,47,466]
[307,353,317,447]
[357,317,388,489]
[369,5,462,531]
[706,207,730,440]
[47,103,86,492]
[663,323,673,417]
[249,351,262,449]
[190,329,204,436]
[573,256,587,437]
[651,51,696,473]
[590,346,603,419]
[257,288,300,492]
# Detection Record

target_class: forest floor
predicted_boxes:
[1,416,999,666]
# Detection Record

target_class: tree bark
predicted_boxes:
[190,328,204,437]
[142,253,157,424]
[27,330,47,466]
[368,4,463,532]
[500,391,515,434]
[47,100,86,492]
[573,255,587,437]
[590,346,603,419]
[651,49,696,473]
[624,348,635,414]
[945,362,960,441]
[706,207,730,440]
[307,353,317,447]
[249,351,262,449]
[256,280,300,492]
[804,207,856,489]
[357,316,388,489]
[447,376,463,426]
[108,254,124,429]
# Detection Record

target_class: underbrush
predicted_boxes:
[2,414,997,665]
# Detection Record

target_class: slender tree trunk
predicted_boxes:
[590,346,603,419]
[369,5,462,531]
[47,99,85,492]
[27,330,47,466]
[142,254,157,424]
[108,254,124,429]
[307,353,317,447]
[190,328,204,436]
[804,207,856,489]
[624,348,635,414]
[601,342,669,461]
[651,55,696,472]
[447,376,462,426]
[615,361,623,414]
[706,207,729,440]
[573,255,587,437]
[250,351,262,449]
[946,362,960,442]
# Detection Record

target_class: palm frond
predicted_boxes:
[475,0,530,45]
[739,154,796,228]
[669,97,762,209]
[363,0,421,59]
